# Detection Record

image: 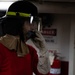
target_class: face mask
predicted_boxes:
[25,17,42,40]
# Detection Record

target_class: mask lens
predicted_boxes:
[30,16,42,31]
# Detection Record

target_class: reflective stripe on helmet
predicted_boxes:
[7,11,31,17]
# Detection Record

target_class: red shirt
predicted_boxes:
[0,43,39,75]
[0,43,49,75]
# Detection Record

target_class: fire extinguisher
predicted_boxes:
[50,53,61,75]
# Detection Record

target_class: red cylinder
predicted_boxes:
[50,59,61,75]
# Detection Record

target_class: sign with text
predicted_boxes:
[42,29,57,43]
[42,29,57,36]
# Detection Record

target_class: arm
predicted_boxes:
[31,31,50,75]
[37,50,50,75]
[28,45,50,75]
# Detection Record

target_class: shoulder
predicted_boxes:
[0,42,9,55]
[27,44,35,49]
[27,44,37,55]
[0,42,6,49]
[0,43,7,58]
[27,44,36,51]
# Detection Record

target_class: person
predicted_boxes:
[0,1,50,75]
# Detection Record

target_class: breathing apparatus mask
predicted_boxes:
[25,16,42,40]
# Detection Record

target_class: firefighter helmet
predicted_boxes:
[1,1,38,36]
[4,1,38,18]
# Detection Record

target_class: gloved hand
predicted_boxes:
[32,30,46,50]
[31,30,50,74]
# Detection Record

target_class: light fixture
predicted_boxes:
[0,2,14,10]
[0,0,18,10]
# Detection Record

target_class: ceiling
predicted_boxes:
[28,0,75,3]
